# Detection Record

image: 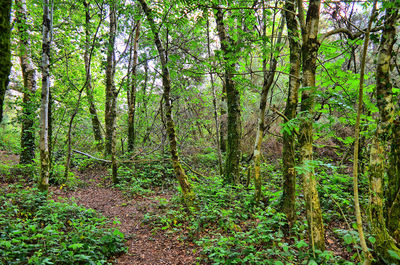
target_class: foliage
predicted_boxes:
[115,154,176,197]
[144,173,350,264]
[0,185,126,264]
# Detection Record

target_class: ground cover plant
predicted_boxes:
[0,185,126,264]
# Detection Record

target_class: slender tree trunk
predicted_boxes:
[105,2,117,158]
[84,0,103,152]
[0,0,12,123]
[254,7,284,203]
[298,0,325,252]
[220,88,227,154]
[281,0,301,225]
[16,0,37,165]
[215,6,241,185]
[39,0,53,191]
[369,3,400,262]
[352,2,377,264]
[206,16,223,175]
[104,2,118,183]
[127,21,140,153]
[138,0,195,208]
[64,92,83,180]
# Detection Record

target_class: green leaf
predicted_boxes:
[68,243,84,250]
[113,229,124,238]
[295,240,308,248]
[388,250,400,260]
[309,260,318,265]
[343,234,353,244]
[368,236,376,244]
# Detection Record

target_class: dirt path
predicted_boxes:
[50,169,199,265]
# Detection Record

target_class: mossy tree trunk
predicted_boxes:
[138,0,195,208]
[84,0,103,152]
[215,6,241,185]
[352,2,377,263]
[127,21,140,153]
[281,0,301,225]
[369,3,400,263]
[298,0,325,252]
[105,2,117,158]
[104,2,118,184]
[39,0,53,191]
[16,0,37,165]
[0,0,12,123]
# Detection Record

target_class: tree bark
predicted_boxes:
[39,0,53,191]
[105,2,117,158]
[281,0,301,225]
[215,6,241,185]
[16,0,37,165]
[138,0,195,208]
[352,2,377,264]
[84,0,103,152]
[104,2,118,183]
[298,0,325,252]
[369,3,400,262]
[206,16,223,175]
[127,21,140,153]
[0,0,12,123]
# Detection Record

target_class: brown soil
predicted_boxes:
[51,170,199,265]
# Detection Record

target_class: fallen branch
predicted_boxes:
[181,159,206,179]
[73,150,111,163]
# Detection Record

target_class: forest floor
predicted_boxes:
[51,168,199,265]
[0,150,199,265]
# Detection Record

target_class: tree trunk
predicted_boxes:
[105,3,117,158]
[138,0,195,208]
[352,2,377,264]
[298,0,325,252]
[84,0,103,152]
[215,6,241,185]
[206,16,223,175]
[254,7,284,203]
[104,2,118,183]
[0,0,12,123]
[281,0,301,225]
[16,0,37,165]
[369,3,400,262]
[39,0,52,191]
[127,21,140,153]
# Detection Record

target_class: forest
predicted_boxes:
[0,0,400,264]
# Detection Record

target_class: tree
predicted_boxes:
[214,5,241,185]
[84,0,104,152]
[369,2,400,263]
[16,0,37,165]
[127,20,140,153]
[0,0,12,123]
[138,0,196,208]
[105,0,118,159]
[39,0,53,191]
[253,4,284,203]
[352,1,377,263]
[297,0,325,252]
[281,0,301,225]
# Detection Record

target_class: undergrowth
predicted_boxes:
[115,154,175,197]
[0,185,126,264]
[142,160,359,265]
